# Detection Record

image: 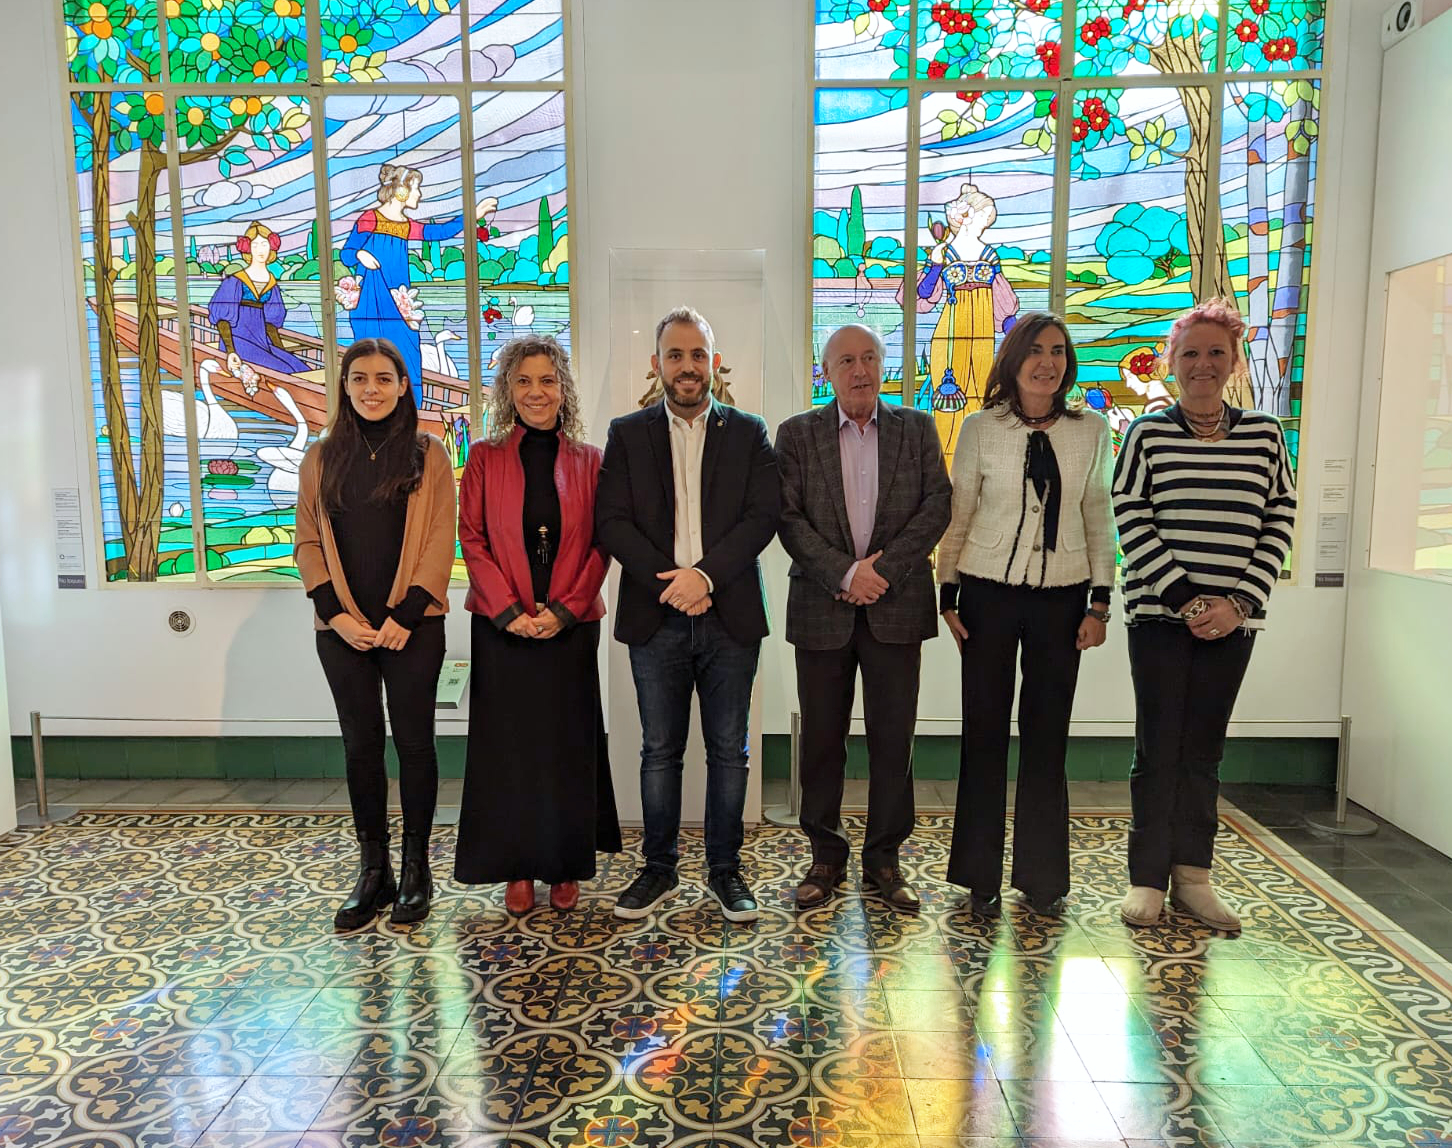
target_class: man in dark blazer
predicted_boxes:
[776,323,951,911]
[596,306,781,923]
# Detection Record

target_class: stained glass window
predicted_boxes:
[322,0,460,82]
[1219,79,1319,465]
[469,0,565,82]
[166,0,307,85]
[62,1,572,583]
[916,89,1054,469]
[916,0,1063,81]
[1072,0,1217,78]
[812,89,908,403]
[812,2,1323,476]
[177,94,321,581]
[1228,0,1324,72]
[1067,86,1207,443]
[816,1,914,80]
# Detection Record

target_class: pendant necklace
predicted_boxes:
[360,433,385,461]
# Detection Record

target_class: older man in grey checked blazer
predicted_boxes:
[775,323,952,912]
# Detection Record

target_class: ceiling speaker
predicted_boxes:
[1382,0,1421,48]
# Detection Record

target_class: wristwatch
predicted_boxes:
[1085,605,1111,623]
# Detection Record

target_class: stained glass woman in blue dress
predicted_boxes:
[339,164,476,409]
[207,221,312,378]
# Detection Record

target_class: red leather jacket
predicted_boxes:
[458,424,609,624]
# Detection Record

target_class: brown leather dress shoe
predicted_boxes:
[505,880,535,914]
[549,881,579,911]
[863,865,920,911]
[795,862,846,909]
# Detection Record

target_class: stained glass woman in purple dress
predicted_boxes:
[207,221,311,378]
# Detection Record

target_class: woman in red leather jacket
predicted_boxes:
[454,336,621,913]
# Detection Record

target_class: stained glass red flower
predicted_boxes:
[1080,16,1112,45]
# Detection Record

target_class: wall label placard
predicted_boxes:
[436,661,471,709]
[52,487,85,590]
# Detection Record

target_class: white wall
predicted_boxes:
[0,593,14,834]
[1342,9,1452,855]
[0,0,1382,771]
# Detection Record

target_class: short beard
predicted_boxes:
[664,373,709,414]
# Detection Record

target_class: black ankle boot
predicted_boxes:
[391,831,433,925]
[334,838,396,931]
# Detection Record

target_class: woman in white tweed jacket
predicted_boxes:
[936,312,1116,918]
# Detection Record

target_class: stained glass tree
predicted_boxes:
[64,0,571,581]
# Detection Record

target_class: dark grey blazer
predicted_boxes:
[776,399,952,651]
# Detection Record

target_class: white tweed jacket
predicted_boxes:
[935,405,1117,594]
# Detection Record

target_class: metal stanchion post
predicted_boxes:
[17,712,77,828]
[30,711,47,820]
[762,711,800,827]
[1305,715,1377,836]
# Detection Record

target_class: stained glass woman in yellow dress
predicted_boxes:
[917,183,1020,468]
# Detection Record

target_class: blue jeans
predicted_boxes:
[628,612,760,876]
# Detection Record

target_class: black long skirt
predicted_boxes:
[454,614,622,885]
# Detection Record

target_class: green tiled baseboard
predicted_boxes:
[759,734,1337,786]
[13,733,1334,786]
[11,736,470,781]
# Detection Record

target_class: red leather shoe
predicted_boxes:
[549,881,579,911]
[505,880,535,914]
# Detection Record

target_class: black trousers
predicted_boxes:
[1127,620,1255,889]
[947,577,1085,899]
[316,619,445,842]
[795,611,921,872]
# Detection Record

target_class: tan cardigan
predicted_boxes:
[295,434,457,630]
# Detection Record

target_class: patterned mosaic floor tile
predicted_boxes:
[0,809,1449,1147]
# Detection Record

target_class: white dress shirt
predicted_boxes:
[666,399,715,591]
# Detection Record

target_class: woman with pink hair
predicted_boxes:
[1111,298,1297,933]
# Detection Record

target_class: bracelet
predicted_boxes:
[1182,597,1209,621]
[1228,594,1253,621]
[1085,606,1110,623]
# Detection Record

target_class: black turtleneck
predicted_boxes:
[308,404,434,630]
[519,420,561,607]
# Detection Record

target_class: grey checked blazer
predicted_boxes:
[775,400,952,651]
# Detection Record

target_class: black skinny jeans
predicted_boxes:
[1126,620,1255,889]
[947,577,1085,900]
[316,619,445,841]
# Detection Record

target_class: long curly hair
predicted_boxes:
[483,336,586,444]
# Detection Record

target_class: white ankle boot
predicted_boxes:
[1120,885,1165,926]
[1169,864,1241,931]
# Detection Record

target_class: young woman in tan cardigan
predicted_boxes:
[295,337,457,929]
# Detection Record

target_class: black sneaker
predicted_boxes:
[613,868,678,920]
[707,869,759,923]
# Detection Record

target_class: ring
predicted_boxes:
[1210,627,1220,636]
[534,624,543,634]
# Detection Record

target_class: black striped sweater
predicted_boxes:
[1111,406,1297,629]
